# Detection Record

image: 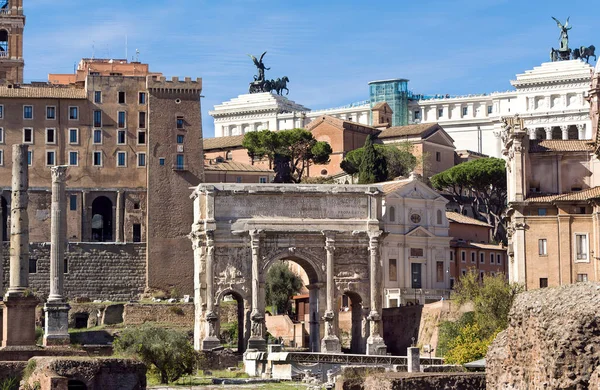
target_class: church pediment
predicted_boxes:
[387,179,445,201]
[406,226,436,238]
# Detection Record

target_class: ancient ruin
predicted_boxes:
[1,144,38,348]
[190,183,387,355]
[43,166,70,346]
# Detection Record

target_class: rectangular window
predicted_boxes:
[177,134,184,144]
[118,91,126,104]
[93,129,102,144]
[410,248,424,257]
[414,110,421,120]
[94,91,102,103]
[118,111,126,128]
[27,151,32,166]
[461,251,466,263]
[159,158,165,166]
[23,128,33,144]
[23,105,33,119]
[411,263,422,289]
[490,253,495,264]
[538,208,547,216]
[236,176,242,183]
[64,258,68,274]
[480,252,484,263]
[117,151,127,167]
[450,251,454,261]
[93,151,102,166]
[69,106,79,120]
[137,131,146,145]
[389,259,397,281]
[69,128,79,144]
[540,278,548,288]
[497,254,502,265]
[450,277,455,289]
[436,261,444,283]
[137,152,146,167]
[0,127,4,143]
[479,270,485,281]
[69,151,78,166]
[575,234,588,261]
[115,130,125,145]
[436,152,441,162]
[462,107,468,116]
[69,195,77,211]
[133,224,142,243]
[0,150,3,166]
[438,108,443,118]
[259,176,268,183]
[93,110,102,127]
[462,269,467,276]
[176,154,184,169]
[138,111,146,129]
[176,116,184,129]
[471,252,476,263]
[29,258,37,274]
[488,105,493,114]
[539,239,547,256]
[577,273,588,282]
[46,128,55,144]
[46,151,55,166]
[0,104,4,119]
[46,106,56,120]
[138,92,146,104]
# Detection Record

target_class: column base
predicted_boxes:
[320,336,341,353]
[247,337,266,352]
[201,337,221,351]
[366,335,387,356]
[43,302,71,347]
[1,295,39,348]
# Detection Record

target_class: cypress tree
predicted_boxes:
[358,135,387,184]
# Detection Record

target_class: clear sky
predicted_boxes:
[23,0,599,137]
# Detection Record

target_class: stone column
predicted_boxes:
[247,229,266,351]
[115,191,124,242]
[561,125,569,140]
[545,127,552,140]
[528,129,536,140]
[2,145,38,348]
[201,231,220,350]
[81,191,89,241]
[366,230,387,355]
[306,283,321,352]
[43,166,71,346]
[577,124,586,140]
[321,231,341,353]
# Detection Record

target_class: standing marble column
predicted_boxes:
[545,126,552,140]
[560,125,569,140]
[43,165,71,346]
[2,144,38,348]
[247,229,266,351]
[321,231,341,352]
[366,230,387,355]
[577,124,586,140]
[201,231,220,350]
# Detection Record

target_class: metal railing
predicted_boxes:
[282,352,444,366]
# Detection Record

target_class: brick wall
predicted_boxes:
[2,242,146,301]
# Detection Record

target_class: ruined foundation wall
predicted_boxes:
[2,242,146,301]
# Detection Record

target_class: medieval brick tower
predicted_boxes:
[0,0,24,84]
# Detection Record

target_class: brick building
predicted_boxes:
[0,0,24,84]
[0,2,204,298]
[446,211,507,288]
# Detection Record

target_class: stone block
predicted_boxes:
[43,302,70,346]
[102,304,124,325]
[1,295,38,348]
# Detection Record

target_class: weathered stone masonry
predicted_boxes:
[2,243,146,302]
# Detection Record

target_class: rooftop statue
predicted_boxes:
[552,16,571,52]
[247,52,290,95]
[248,51,269,83]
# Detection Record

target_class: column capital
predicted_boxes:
[249,229,263,249]
[559,124,569,131]
[576,123,585,130]
[50,166,68,183]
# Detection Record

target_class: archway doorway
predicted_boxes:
[91,196,113,242]
[264,257,321,352]
[1,195,8,242]
[340,291,366,354]
[217,291,246,353]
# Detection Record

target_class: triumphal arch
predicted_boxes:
[190,183,387,355]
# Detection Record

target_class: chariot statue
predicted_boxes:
[247,51,290,95]
[552,16,571,52]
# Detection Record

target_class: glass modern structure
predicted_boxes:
[368,79,409,126]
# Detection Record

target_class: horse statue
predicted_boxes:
[271,76,290,96]
[572,48,581,60]
[579,45,596,63]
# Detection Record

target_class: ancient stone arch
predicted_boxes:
[190,183,387,355]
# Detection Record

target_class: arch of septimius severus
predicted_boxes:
[190,183,388,355]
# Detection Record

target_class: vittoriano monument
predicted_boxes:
[550,17,596,63]
[248,51,290,95]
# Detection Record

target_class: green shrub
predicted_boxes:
[114,324,196,384]
[0,377,19,390]
[168,306,185,316]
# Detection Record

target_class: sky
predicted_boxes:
[23,0,600,138]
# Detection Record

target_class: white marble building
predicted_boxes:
[210,60,595,158]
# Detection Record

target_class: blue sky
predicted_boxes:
[24,0,599,137]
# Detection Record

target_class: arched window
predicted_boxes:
[437,209,442,225]
[389,206,395,222]
[225,151,232,160]
[0,29,8,56]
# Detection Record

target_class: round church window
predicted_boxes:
[410,214,421,224]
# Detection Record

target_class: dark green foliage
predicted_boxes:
[219,321,238,346]
[265,261,303,315]
[341,140,416,182]
[357,135,387,184]
[436,312,475,357]
[0,377,19,390]
[431,158,507,243]
[242,128,332,183]
[114,324,197,384]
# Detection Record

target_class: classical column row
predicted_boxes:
[528,124,586,140]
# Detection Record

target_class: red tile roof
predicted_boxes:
[203,135,245,150]
[525,187,600,203]
[529,140,593,153]
[446,211,492,227]
[377,123,441,139]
